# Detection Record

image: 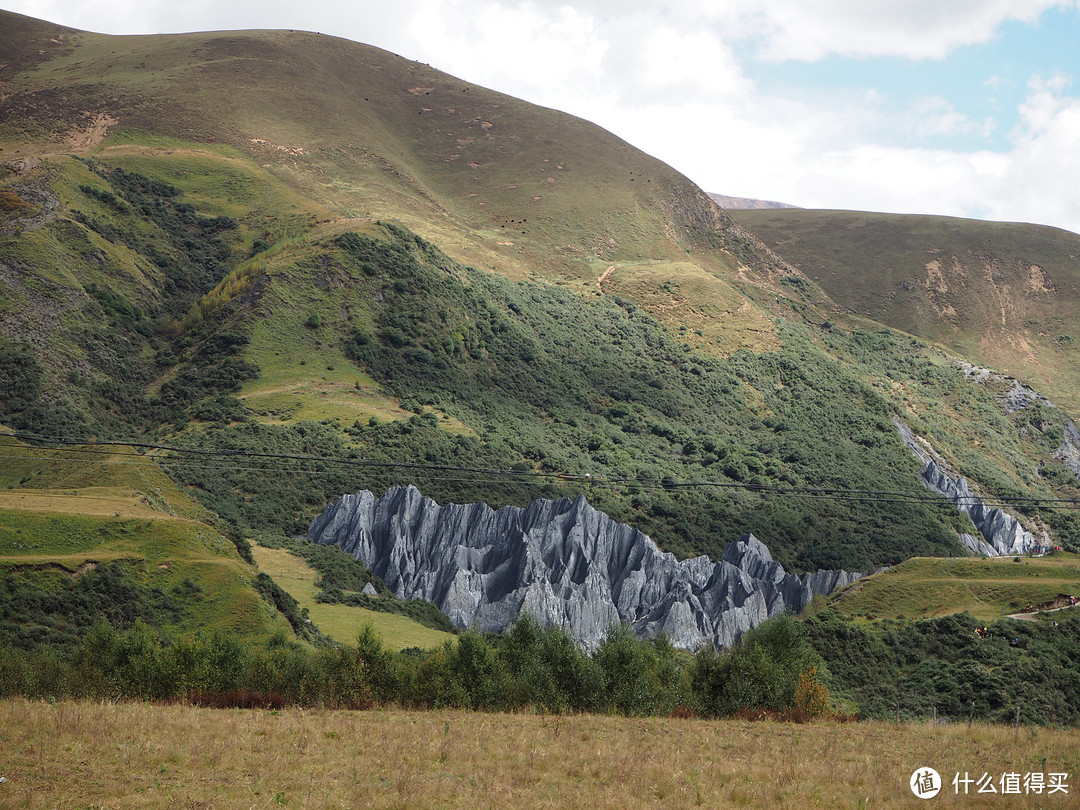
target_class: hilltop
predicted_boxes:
[708,192,798,210]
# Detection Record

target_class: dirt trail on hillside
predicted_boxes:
[1007,594,1079,621]
[596,265,615,292]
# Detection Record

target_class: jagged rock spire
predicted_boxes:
[308,485,863,650]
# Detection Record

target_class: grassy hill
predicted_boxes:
[2,7,1080,689]
[0,432,453,652]
[824,553,1080,623]
[0,436,282,646]
[731,208,1080,413]
[0,11,773,290]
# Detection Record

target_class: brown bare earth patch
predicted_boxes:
[63,112,118,150]
[1027,263,1056,293]
[72,561,98,578]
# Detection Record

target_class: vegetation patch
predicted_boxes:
[828,553,1080,622]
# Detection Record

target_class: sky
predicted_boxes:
[7,1,1080,234]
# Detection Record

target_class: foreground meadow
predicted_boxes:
[1,700,1077,809]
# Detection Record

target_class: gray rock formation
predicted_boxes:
[1055,420,1080,479]
[307,485,864,651]
[959,533,999,557]
[895,419,1041,556]
[959,360,1080,479]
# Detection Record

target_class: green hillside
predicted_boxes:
[2,9,1079,567]
[0,11,772,291]
[824,553,1080,623]
[0,437,282,647]
[1,8,1080,671]
[731,208,1080,413]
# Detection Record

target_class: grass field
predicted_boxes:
[0,486,198,521]
[0,438,212,521]
[1,699,1077,808]
[0,438,289,640]
[828,554,1080,622]
[0,506,274,638]
[251,545,454,650]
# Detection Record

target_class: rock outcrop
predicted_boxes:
[895,419,1041,556]
[307,485,864,650]
[959,360,1080,479]
[1056,420,1080,479]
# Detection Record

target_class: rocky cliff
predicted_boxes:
[895,418,1042,556]
[307,485,864,650]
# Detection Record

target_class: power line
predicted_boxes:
[3,431,1077,511]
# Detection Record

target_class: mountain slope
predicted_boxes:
[731,208,1080,414]
[1,8,1078,590]
[0,436,289,646]
[0,11,776,290]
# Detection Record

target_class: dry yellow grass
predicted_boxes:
[0,699,1077,808]
[0,487,198,521]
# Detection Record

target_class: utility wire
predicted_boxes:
[3,431,1077,510]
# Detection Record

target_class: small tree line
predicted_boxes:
[0,614,834,719]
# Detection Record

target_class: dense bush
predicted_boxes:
[805,608,1080,725]
[691,616,828,718]
[0,614,775,715]
[0,563,183,650]
[4,606,1078,725]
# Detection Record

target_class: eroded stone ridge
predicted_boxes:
[895,419,1042,556]
[307,485,863,650]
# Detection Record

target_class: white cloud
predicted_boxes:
[705,74,1080,234]
[732,0,1065,62]
[905,96,996,140]
[994,74,1080,229]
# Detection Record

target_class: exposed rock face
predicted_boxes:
[1056,420,1080,479]
[307,485,864,651]
[895,419,1041,556]
[959,360,1080,479]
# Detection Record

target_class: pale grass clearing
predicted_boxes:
[597,260,781,357]
[0,487,197,521]
[251,545,454,650]
[1,700,1077,808]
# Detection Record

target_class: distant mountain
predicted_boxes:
[708,193,798,210]
[730,208,1080,415]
